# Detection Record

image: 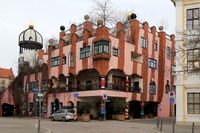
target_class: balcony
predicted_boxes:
[129,86,141,93]
[77,83,100,91]
[107,83,126,91]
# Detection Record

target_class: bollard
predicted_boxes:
[172,118,175,133]
[157,117,160,128]
[160,120,163,132]
[192,122,194,133]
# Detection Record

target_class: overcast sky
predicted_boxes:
[0,0,175,75]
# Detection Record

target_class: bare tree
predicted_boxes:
[174,25,200,81]
[89,0,114,26]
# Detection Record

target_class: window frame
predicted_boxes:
[187,48,200,71]
[80,46,90,59]
[69,52,74,67]
[187,93,200,114]
[51,56,59,67]
[186,8,200,30]
[94,40,110,55]
[148,58,157,69]
[112,47,118,56]
[141,37,147,48]
[167,46,171,60]
[154,42,158,51]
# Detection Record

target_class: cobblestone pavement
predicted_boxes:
[3,117,200,133]
[0,117,156,133]
[150,118,200,133]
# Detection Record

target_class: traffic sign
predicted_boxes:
[102,94,107,100]
[73,92,79,98]
[168,91,175,99]
[38,93,44,97]
[32,88,39,93]
[170,98,174,104]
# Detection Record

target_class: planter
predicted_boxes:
[117,114,125,121]
[81,114,90,122]
[112,115,117,120]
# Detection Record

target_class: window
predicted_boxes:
[165,80,170,94]
[154,43,158,51]
[69,52,74,67]
[62,56,66,65]
[80,46,90,59]
[187,48,200,71]
[172,65,176,76]
[141,37,147,48]
[51,56,59,67]
[186,8,199,30]
[149,81,156,94]
[42,80,48,93]
[113,48,118,56]
[187,93,200,114]
[27,81,38,92]
[94,40,109,55]
[167,46,171,60]
[148,58,157,69]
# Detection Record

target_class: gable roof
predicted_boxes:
[0,67,14,79]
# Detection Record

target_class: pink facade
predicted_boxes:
[1,14,175,119]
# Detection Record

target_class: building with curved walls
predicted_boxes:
[40,15,175,118]
[1,14,175,119]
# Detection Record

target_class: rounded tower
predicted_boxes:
[18,24,43,73]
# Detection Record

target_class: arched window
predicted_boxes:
[69,52,74,67]
[165,80,170,94]
[149,80,156,94]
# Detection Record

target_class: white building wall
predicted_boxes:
[173,0,200,124]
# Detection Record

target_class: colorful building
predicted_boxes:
[1,13,175,119]
[172,0,200,124]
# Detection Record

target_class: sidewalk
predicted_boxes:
[153,118,200,133]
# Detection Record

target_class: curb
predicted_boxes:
[150,126,163,133]
[43,128,52,133]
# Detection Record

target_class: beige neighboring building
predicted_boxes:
[0,67,14,91]
[172,0,200,124]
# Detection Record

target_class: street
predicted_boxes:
[0,117,156,133]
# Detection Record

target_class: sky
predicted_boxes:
[0,0,175,75]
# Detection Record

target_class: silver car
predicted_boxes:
[50,109,74,121]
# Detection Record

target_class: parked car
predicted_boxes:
[50,109,74,121]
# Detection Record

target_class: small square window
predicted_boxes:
[113,48,118,56]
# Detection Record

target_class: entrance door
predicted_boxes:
[2,103,14,117]
[129,101,141,118]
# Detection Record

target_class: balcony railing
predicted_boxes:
[77,83,100,91]
[107,83,126,91]
[129,86,141,93]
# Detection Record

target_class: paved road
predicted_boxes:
[0,117,156,133]
[2,117,199,133]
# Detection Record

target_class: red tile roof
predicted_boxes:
[0,67,14,79]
